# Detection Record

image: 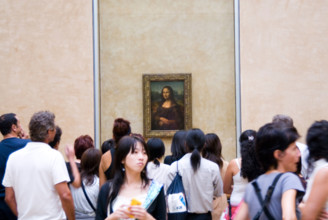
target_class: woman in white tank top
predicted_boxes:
[229,159,248,206]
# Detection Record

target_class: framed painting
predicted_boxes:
[143,73,192,137]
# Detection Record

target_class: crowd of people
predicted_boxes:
[0,111,328,220]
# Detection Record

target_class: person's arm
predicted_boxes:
[4,187,18,217]
[234,201,250,220]
[213,164,224,197]
[223,159,237,194]
[65,145,81,188]
[158,108,179,127]
[281,189,297,220]
[96,182,110,220]
[160,104,183,126]
[99,151,112,188]
[55,181,75,220]
[301,168,328,220]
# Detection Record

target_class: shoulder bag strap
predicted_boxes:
[81,181,96,212]
[175,160,188,208]
[252,173,284,220]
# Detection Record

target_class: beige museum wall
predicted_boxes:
[240,1,328,143]
[99,1,237,160]
[0,0,94,156]
[3,1,326,161]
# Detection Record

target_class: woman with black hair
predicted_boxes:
[101,139,115,154]
[301,120,328,219]
[223,130,263,218]
[164,130,187,165]
[146,138,170,186]
[96,135,166,220]
[235,123,305,220]
[152,86,183,130]
[166,128,223,220]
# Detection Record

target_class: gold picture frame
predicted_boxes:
[143,73,192,137]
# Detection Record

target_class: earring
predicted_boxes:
[122,167,125,172]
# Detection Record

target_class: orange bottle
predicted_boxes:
[128,198,142,218]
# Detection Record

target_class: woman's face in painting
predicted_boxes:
[162,88,171,100]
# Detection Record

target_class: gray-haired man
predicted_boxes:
[2,111,75,220]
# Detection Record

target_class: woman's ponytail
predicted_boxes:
[186,128,205,172]
[153,158,160,166]
[190,148,201,172]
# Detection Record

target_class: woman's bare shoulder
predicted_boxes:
[100,150,112,169]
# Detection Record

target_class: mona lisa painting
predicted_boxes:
[143,73,192,137]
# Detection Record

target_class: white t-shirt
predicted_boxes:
[303,159,328,212]
[146,161,170,187]
[2,142,70,220]
[112,193,147,220]
[166,153,223,213]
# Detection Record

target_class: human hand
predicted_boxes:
[65,144,75,160]
[106,205,131,220]
[159,117,169,124]
[19,128,29,139]
[129,205,154,220]
[318,210,328,220]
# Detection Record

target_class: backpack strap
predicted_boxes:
[252,173,284,220]
[252,182,274,220]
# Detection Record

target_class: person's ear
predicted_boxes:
[11,124,17,133]
[273,149,284,160]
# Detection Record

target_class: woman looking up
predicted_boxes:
[99,118,131,188]
[96,135,166,220]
